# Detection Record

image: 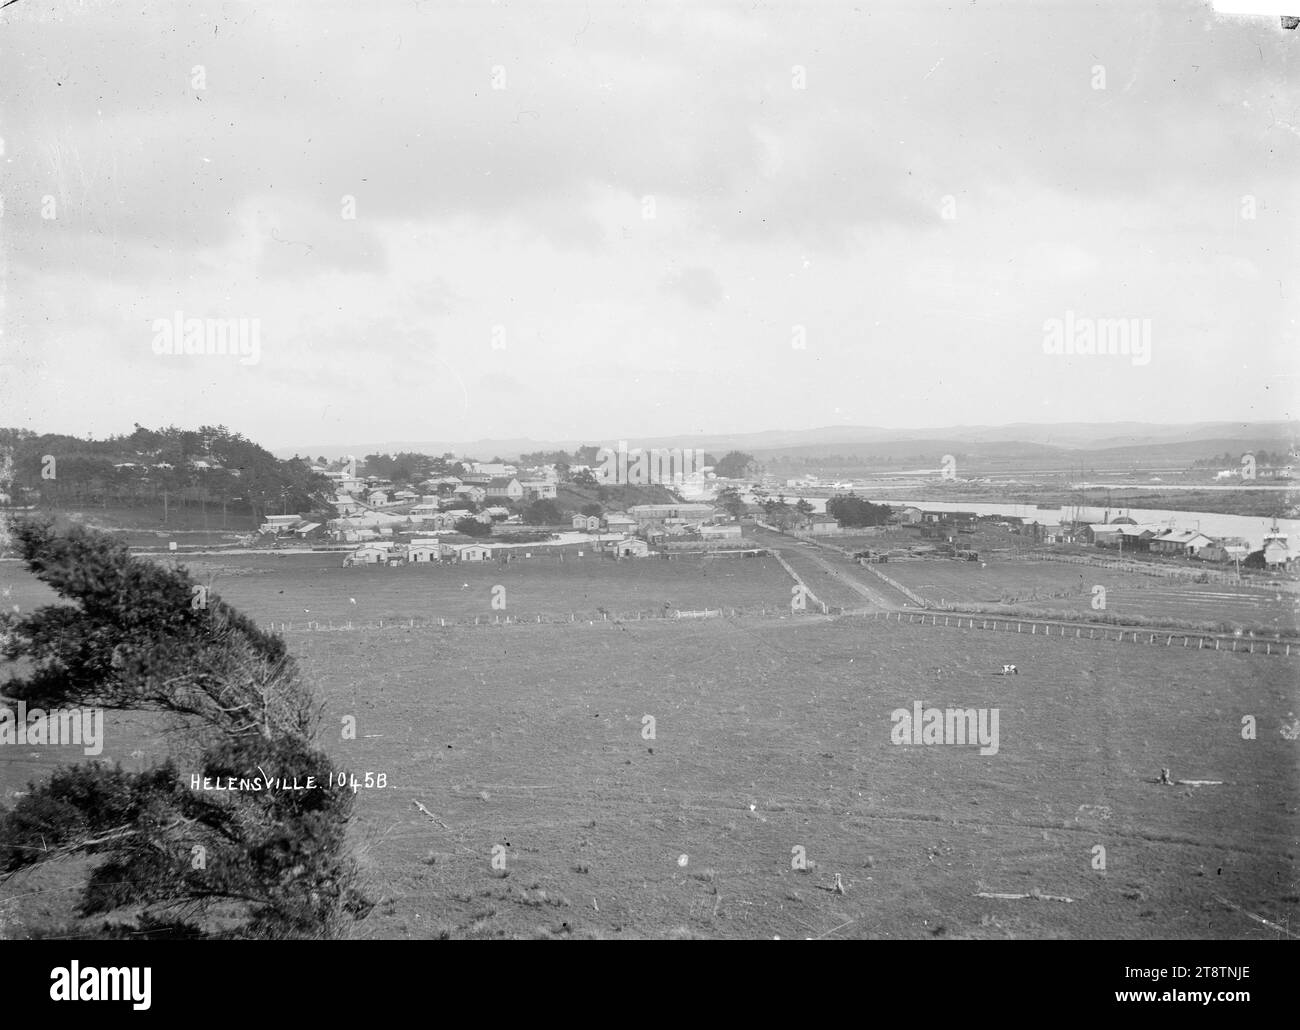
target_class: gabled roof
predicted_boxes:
[1152,529,1212,545]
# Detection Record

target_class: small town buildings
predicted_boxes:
[521,480,557,500]
[471,462,516,477]
[485,477,524,502]
[453,485,487,504]
[1263,522,1291,569]
[407,544,441,563]
[454,544,492,562]
[894,505,924,524]
[602,513,638,533]
[804,515,841,536]
[700,523,743,540]
[573,514,602,531]
[615,538,650,557]
[1084,524,1157,550]
[347,543,392,565]
[1149,529,1214,557]
[627,503,716,524]
[259,514,303,535]
[1197,538,1250,563]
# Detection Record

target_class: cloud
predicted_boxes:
[661,266,724,308]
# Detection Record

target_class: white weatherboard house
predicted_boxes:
[347,544,391,565]
[522,480,558,500]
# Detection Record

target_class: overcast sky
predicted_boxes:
[0,0,1296,450]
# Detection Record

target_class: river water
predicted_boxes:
[755,495,1297,551]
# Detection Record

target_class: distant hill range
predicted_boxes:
[275,421,1298,466]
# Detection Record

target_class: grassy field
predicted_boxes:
[2,555,1297,939]
[183,552,797,623]
[882,558,1298,633]
[0,553,798,627]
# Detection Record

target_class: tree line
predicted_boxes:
[0,424,333,521]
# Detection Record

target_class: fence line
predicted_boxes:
[257,604,1297,656]
[768,550,830,615]
[1009,552,1251,586]
[262,604,813,633]
[849,608,1299,658]
[857,563,929,607]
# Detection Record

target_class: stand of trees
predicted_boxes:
[360,452,462,484]
[826,493,891,527]
[712,451,756,479]
[0,425,332,522]
[454,517,493,538]
[1192,450,1292,468]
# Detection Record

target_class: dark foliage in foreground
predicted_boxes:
[0,517,370,938]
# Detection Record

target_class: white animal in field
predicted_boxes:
[1001,663,1018,675]
[349,598,356,605]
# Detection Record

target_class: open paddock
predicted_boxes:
[0,552,801,629]
[2,555,1295,940]
[882,558,1297,632]
[263,617,1300,937]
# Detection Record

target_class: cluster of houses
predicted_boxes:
[1073,519,1291,568]
[330,499,743,566]
[344,533,653,566]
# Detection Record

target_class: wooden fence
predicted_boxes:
[769,550,830,615]
[856,609,1300,657]
[262,604,804,633]
[1009,552,1249,585]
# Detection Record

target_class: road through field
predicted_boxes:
[749,527,910,612]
